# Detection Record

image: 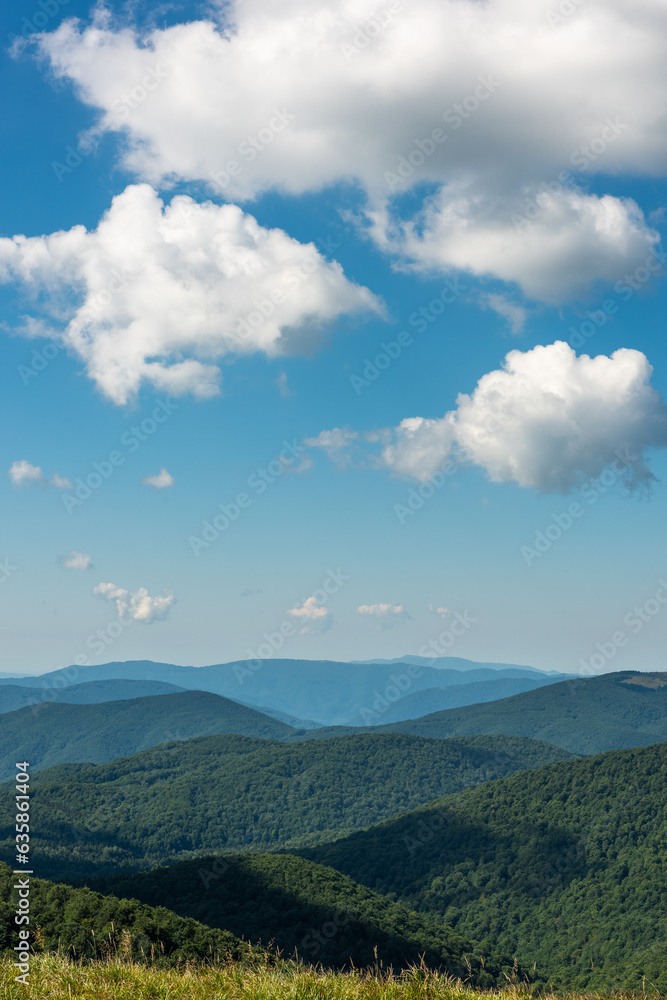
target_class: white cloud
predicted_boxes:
[50,472,74,489]
[9,460,44,486]
[357,603,411,629]
[0,184,381,404]
[35,0,667,302]
[93,581,175,623]
[60,550,93,571]
[287,596,332,634]
[429,605,452,619]
[381,416,457,482]
[304,427,359,468]
[142,468,174,489]
[480,293,528,334]
[389,186,660,305]
[379,342,667,492]
[8,461,72,489]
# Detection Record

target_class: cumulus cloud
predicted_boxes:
[287,596,332,634]
[357,603,411,629]
[379,342,667,492]
[9,461,73,489]
[142,468,174,489]
[0,184,381,404]
[93,581,175,623]
[9,460,44,486]
[389,186,660,305]
[34,0,667,301]
[59,550,93,570]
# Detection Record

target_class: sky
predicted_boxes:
[1,0,666,676]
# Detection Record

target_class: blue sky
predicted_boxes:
[1,0,667,675]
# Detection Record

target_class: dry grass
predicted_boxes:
[0,955,663,1000]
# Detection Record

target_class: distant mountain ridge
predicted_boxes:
[0,657,572,725]
[0,678,185,716]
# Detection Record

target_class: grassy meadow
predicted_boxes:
[1,956,665,1000]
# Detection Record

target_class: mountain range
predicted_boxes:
[0,657,572,726]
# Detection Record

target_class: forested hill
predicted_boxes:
[0,732,573,881]
[299,740,667,992]
[0,691,295,778]
[0,862,254,967]
[88,852,520,984]
[374,671,667,754]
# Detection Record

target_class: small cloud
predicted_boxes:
[8,460,72,489]
[304,427,358,469]
[287,596,332,635]
[93,581,175,624]
[275,372,292,397]
[142,468,174,489]
[9,460,44,486]
[59,550,93,571]
[357,603,411,630]
[480,293,528,334]
[284,456,314,475]
[50,472,73,489]
[240,587,262,597]
[428,605,452,619]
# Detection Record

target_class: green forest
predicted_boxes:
[0,732,571,880]
[299,742,667,991]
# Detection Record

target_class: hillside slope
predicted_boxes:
[376,676,562,724]
[0,691,295,778]
[89,853,519,982]
[0,861,253,966]
[377,671,667,754]
[0,732,573,880]
[0,860,515,984]
[300,740,667,991]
